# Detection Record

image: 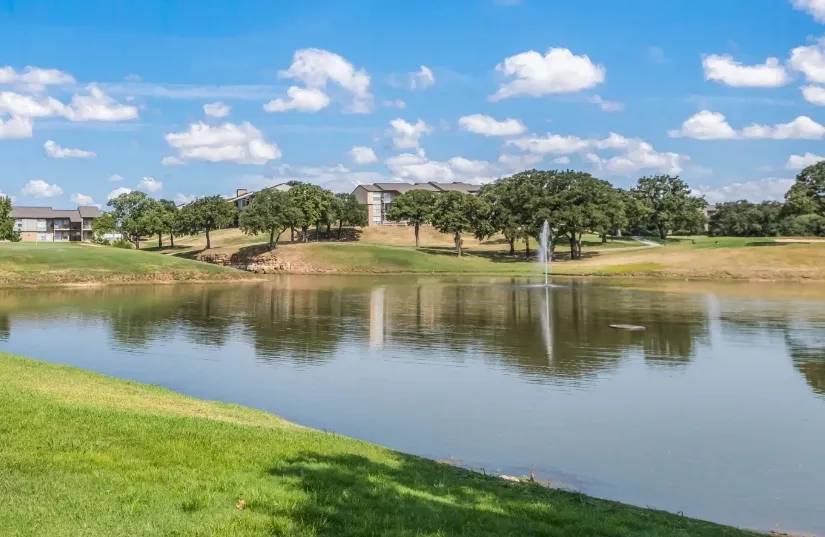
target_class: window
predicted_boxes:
[372,216,381,224]
[15,219,22,230]
[37,233,49,242]
[371,192,382,202]
[372,205,381,215]
[383,193,392,202]
[36,219,47,231]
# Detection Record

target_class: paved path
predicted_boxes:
[630,236,663,247]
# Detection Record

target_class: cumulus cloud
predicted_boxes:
[44,140,96,158]
[801,85,825,105]
[385,150,504,185]
[0,115,32,139]
[21,179,63,198]
[251,165,384,193]
[496,153,546,172]
[491,47,605,101]
[789,38,825,83]
[409,65,435,90]
[203,101,231,118]
[692,178,795,203]
[349,146,377,165]
[108,174,123,182]
[668,110,738,140]
[792,0,825,22]
[174,193,196,205]
[553,156,571,165]
[161,156,185,165]
[136,176,163,193]
[589,95,624,112]
[702,54,790,87]
[787,152,825,169]
[164,121,281,165]
[584,142,685,176]
[70,193,100,208]
[278,48,372,113]
[107,187,133,201]
[0,191,16,202]
[0,86,137,127]
[387,118,432,149]
[381,98,407,109]
[263,86,330,113]
[458,114,526,136]
[669,111,825,140]
[0,65,75,91]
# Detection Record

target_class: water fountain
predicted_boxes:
[538,220,551,287]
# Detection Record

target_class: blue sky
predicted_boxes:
[2,0,825,208]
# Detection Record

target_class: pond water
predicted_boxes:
[1,276,824,534]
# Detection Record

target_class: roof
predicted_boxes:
[10,206,101,221]
[429,182,481,193]
[354,184,383,192]
[374,182,439,194]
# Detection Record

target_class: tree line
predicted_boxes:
[94,184,365,250]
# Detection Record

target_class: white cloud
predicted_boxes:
[669,111,825,140]
[349,146,377,165]
[0,91,66,117]
[278,48,372,113]
[505,133,593,154]
[409,65,435,90]
[497,153,545,172]
[263,86,330,113]
[136,176,163,193]
[553,156,571,165]
[63,86,139,121]
[702,54,790,87]
[0,115,32,139]
[44,140,96,158]
[387,118,432,149]
[161,156,185,165]
[741,116,825,139]
[21,179,63,198]
[792,0,825,22]
[174,193,196,205]
[381,98,407,109]
[107,187,133,201]
[458,114,526,136]
[668,110,738,140]
[252,165,384,193]
[589,95,624,112]
[584,141,685,176]
[386,150,501,185]
[108,174,123,182]
[787,152,825,169]
[491,47,605,101]
[789,39,825,83]
[164,121,281,165]
[0,192,15,202]
[203,101,231,118]
[70,193,100,208]
[0,65,75,91]
[693,178,794,203]
[801,85,825,105]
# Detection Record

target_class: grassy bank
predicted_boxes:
[0,353,757,536]
[0,243,254,286]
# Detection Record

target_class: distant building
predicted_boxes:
[10,206,101,243]
[225,184,292,226]
[351,182,482,226]
[703,204,717,232]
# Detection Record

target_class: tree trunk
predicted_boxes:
[134,236,140,250]
[508,238,515,256]
[326,222,331,240]
[316,222,320,242]
[205,227,211,249]
[454,231,462,257]
[158,233,162,249]
[269,228,275,251]
[170,234,175,248]
[569,236,577,260]
[291,226,295,242]
[301,226,309,243]
[525,236,530,259]
[657,224,667,241]
[414,223,421,248]
[338,221,343,240]
[601,233,607,243]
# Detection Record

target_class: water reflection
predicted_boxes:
[1,278,825,534]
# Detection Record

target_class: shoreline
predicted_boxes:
[0,352,763,536]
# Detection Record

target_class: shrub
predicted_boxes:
[111,238,134,249]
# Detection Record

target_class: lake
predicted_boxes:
[1,276,824,534]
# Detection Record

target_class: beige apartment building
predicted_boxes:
[10,206,101,242]
[352,181,481,226]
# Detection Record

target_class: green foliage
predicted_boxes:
[431,191,487,256]
[778,214,825,236]
[91,211,117,242]
[0,195,21,242]
[631,175,707,240]
[106,191,155,249]
[386,189,436,247]
[238,188,300,250]
[287,184,332,242]
[111,238,135,249]
[333,193,367,237]
[709,201,782,237]
[179,196,237,249]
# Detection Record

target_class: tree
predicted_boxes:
[318,189,338,240]
[431,191,486,257]
[91,211,118,242]
[708,200,782,237]
[158,199,182,248]
[179,196,236,249]
[288,184,331,243]
[778,214,825,236]
[386,190,436,248]
[631,175,706,240]
[333,193,367,239]
[0,195,20,242]
[107,191,155,249]
[238,188,301,251]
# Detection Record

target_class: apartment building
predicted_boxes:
[10,206,101,242]
[352,181,482,226]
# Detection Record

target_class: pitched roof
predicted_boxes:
[354,184,383,192]
[78,206,102,218]
[429,182,482,193]
[10,206,101,221]
[374,182,440,194]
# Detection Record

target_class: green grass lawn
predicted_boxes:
[0,353,757,537]
[0,242,250,286]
